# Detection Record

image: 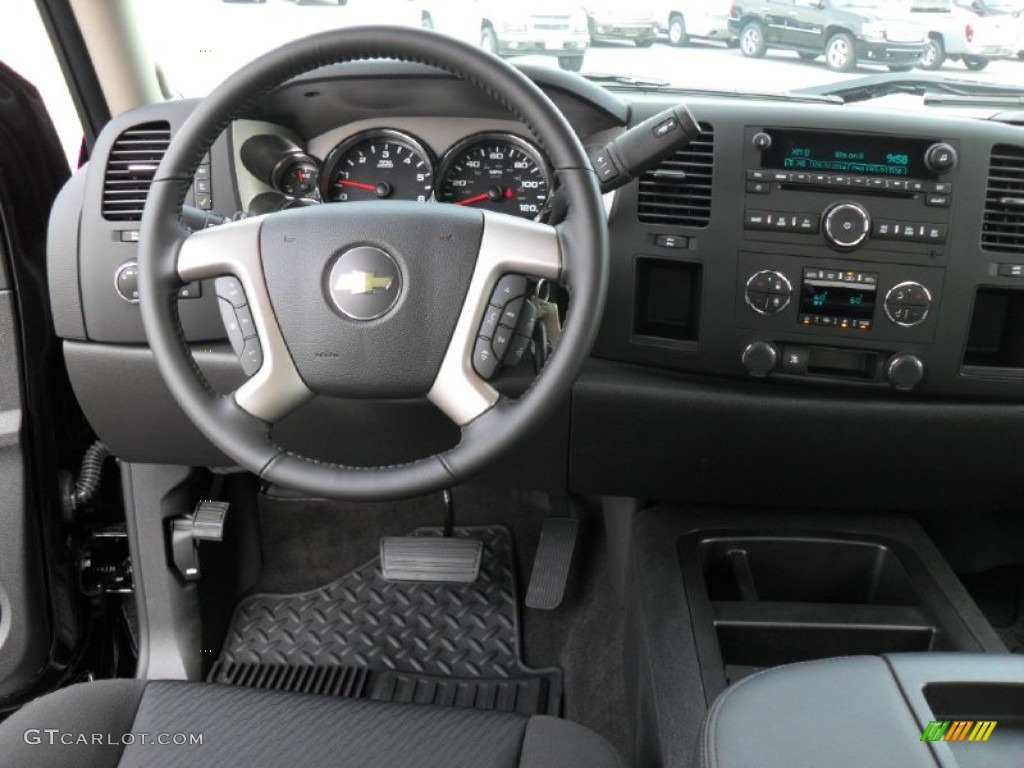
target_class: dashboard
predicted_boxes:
[46,61,1024,508]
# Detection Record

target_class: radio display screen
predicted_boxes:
[762,130,934,179]
[800,270,878,325]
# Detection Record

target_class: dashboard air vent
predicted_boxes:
[102,121,171,221]
[983,145,1024,254]
[637,123,714,228]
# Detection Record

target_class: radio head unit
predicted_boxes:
[762,129,938,180]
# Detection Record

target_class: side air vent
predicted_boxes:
[102,121,171,221]
[983,144,1024,254]
[637,123,714,228]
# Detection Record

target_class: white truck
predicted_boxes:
[414,1,591,71]
[909,0,1016,70]
[652,0,737,47]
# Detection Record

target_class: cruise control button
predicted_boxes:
[235,304,256,339]
[177,281,201,299]
[473,336,499,379]
[217,298,245,355]
[240,338,263,376]
[215,276,246,308]
[491,275,527,305]
[479,305,502,338]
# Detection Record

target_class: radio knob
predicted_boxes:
[823,202,871,249]
[741,341,779,377]
[924,143,958,174]
[887,353,925,392]
[752,132,772,150]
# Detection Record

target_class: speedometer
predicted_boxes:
[437,134,551,219]
[321,129,434,203]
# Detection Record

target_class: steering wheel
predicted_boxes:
[138,26,608,500]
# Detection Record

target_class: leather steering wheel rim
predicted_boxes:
[138,26,608,500]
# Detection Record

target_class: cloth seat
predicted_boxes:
[0,679,623,768]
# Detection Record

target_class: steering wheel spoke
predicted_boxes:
[428,211,561,426]
[178,216,313,423]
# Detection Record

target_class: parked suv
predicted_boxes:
[415,0,591,71]
[730,0,929,72]
[910,0,1016,70]
[652,0,738,47]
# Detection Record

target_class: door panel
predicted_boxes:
[786,0,829,47]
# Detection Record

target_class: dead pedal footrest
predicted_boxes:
[379,536,483,583]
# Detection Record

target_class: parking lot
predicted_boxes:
[4,0,1024,166]
[144,0,1024,95]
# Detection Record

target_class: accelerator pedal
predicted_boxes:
[380,536,483,583]
[525,516,579,610]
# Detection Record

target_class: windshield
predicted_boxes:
[127,0,1024,98]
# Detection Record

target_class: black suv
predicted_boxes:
[729,0,929,71]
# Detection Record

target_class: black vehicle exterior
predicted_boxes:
[729,0,929,72]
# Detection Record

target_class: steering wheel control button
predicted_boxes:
[327,246,402,321]
[473,336,500,380]
[492,274,528,304]
[218,299,246,356]
[884,281,932,327]
[235,305,257,339]
[824,202,871,249]
[215,276,247,308]
[240,338,263,376]
[745,270,792,315]
[114,261,140,303]
[492,325,513,360]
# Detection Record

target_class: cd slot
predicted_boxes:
[777,182,916,200]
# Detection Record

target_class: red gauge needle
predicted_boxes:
[456,192,490,206]
[337,180,378,191]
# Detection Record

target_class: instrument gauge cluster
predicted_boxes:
[308,128,552,220]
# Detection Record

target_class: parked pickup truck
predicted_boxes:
[584,4,659,46]
[729,0,929,72]
[652,0,737,47]
[910,0,1017,70]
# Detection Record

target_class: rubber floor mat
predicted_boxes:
[211,526,561,715]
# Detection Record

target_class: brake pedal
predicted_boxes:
[380,537,482,583]
[526,517,579,610]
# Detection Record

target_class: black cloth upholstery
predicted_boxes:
[699,656,937,768]
[0,679,624,768]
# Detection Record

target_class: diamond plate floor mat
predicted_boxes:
[211,526,561,715]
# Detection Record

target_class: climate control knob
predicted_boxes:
[887,354,925,391]
[823,202,871,249]
[884,281,932,327]
[741,341,779,377]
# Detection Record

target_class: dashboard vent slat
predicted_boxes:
[983,144,1024,254]
[102,121,171,222]
[637,123,714,228]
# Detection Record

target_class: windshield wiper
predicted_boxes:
[796,73,1024,105]
[582,74,843,103]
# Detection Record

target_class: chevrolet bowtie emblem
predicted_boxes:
[333,270,394,295]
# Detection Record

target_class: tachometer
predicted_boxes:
[437,134,551,219]
[321,129,434,203]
